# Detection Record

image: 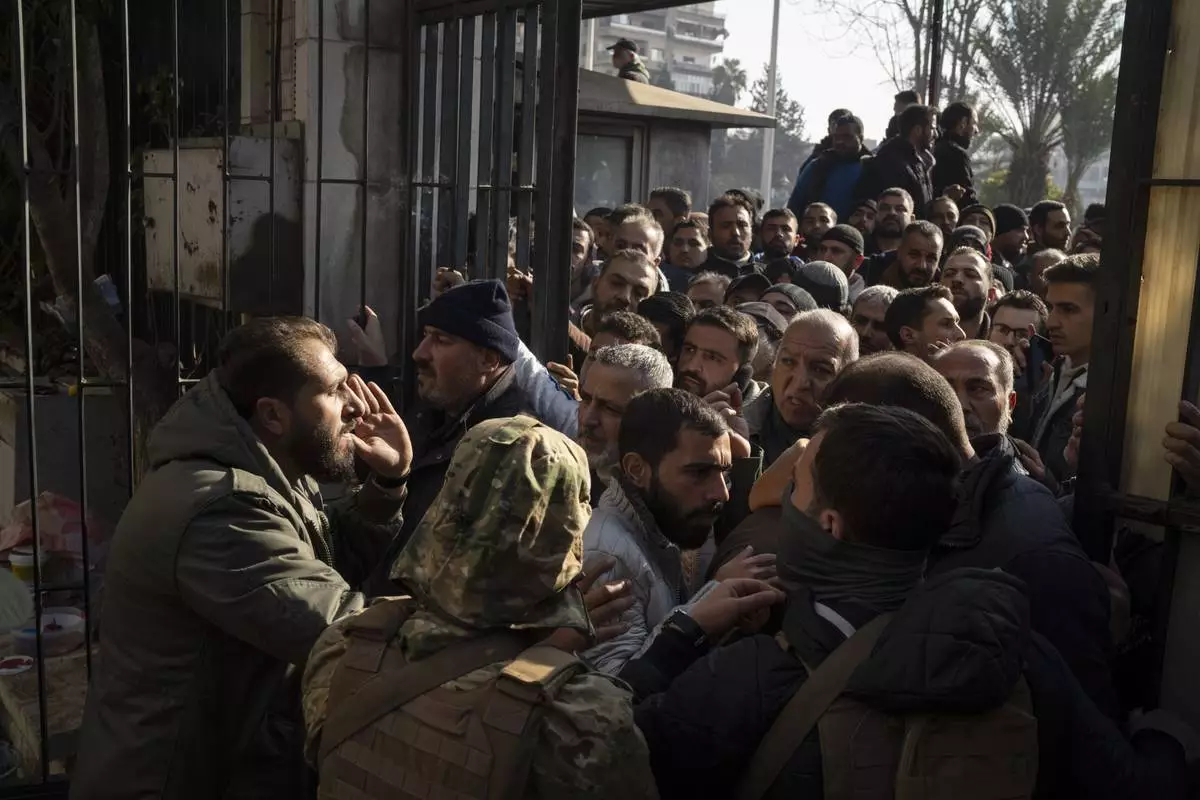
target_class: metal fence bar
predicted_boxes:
[67,0,95,686]
[222,0,233,332]
[514,4,538,269]
[437,19,460,270]
[397,0,421,408]
[475,13,497,278]
[453,15,475,268]
[12,0,52,781]
[122,0,136,495]
[490,8,517,276]
[359,0,371,311]
[172,0,182,393]
[266,0,282,313]
[419,24,439,299]
[314,0,326,322]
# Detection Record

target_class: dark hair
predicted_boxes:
[943,246,992,282]
[762,208,798,228]
[619,388,728,468]
[927,195,958,216]
[670,217,709,242]
[584,207,613,220]
[598,248,657,279]
[217,317,338,419]
[595,310,662,349]
[884,285,954,349]
[1029,200,1068,229]
[650,187,693,218]
[1083,203,1106,223]
[824,352,971,455]
[938,101,974,132]
[688,306,760,367]
[898,104,936,138]
[894,89,921,105]
[833,114,865,137]
[636,292,694,355]
[1043,252,1100,287]
[724,187,764,213]
[811,403,960,550]
[990,289,1048,326]
[903,220,944,248]
[708,193,756,224]
[828,107,853,123]
[572,217,595,247]
[803,202,836,220]
[879,187,914,209]
[764,257,797,283]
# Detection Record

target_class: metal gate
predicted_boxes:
[1,0,581,792]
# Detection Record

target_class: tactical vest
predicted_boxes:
[317,599,584,799]
[737,614,1039,800]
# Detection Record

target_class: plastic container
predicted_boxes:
[13,607,85,657]
[8,547,47,585]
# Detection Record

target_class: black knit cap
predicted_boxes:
[725,272,773,302]
[418,279,520,364]
[855,198,878,214]
[637,291,695,328]
[737,302,788,340]
[993,204,1029,236]
[821,224,865,255]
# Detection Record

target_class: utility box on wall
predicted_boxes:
[143,135,304,316]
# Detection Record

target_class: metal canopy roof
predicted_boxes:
[578,69,774,129]
[582,0,703,19]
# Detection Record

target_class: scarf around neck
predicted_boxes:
[778,487,926,615]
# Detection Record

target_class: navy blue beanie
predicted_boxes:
[418,279,520,364]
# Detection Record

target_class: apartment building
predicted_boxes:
[586,2,729,97]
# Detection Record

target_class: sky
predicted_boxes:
[715,0,901,142]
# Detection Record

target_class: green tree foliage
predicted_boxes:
[709,58,748,107]
[976,0,1123,207]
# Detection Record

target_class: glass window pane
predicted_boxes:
[1152,0,1200,179]
[575,134,631,212]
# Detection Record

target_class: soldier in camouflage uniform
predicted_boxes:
[303,414,659,799]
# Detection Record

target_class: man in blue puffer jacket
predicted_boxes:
[788,114,871,222]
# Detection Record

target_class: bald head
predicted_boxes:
[824,352,972,459]
[770,309,859,433]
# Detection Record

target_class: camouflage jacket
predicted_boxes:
[620,57,651,84]
[305,415,659,798]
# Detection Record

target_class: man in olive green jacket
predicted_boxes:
[72,318,412,800]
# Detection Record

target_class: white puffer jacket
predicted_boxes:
[582,479,715,674]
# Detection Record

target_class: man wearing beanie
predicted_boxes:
[816,224,866,303]
[366,279,530,595]
[960,203,997,241]
[637,291,694,366]
[793,260,850,313]
[761,283,818,322]
[992,203,1030,273]
[848,197,877,239]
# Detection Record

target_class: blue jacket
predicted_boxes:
[788,149,868,221]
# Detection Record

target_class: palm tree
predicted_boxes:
[709,58,748,107]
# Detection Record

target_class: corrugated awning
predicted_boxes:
[578,69,775,129]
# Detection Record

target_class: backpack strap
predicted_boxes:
[735,612,894,800]
[317,630,530,766]
[483,645,585,799]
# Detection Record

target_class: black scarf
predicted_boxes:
[777,489,926,615]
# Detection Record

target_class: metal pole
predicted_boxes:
[761,0,780,206]
[928,0,946,106]
[586,17,597,71]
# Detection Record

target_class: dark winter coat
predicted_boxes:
[787,145,872,221]
[628,568,1191,800]
[1027,359,1088,484]
[854,136,934,213]
[364,367,531,596]
[932,137,978,204]
[931,433,1117,719]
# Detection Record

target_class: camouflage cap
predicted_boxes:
[390,415,593,633]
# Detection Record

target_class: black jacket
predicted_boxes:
[365,367,530,595]
[854,136,933,213]
[699,249,762,281]
[932,137,978,204]
[931,433,1117,720]
[629,569,1190,800]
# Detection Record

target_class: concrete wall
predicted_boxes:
[293,0,406,356]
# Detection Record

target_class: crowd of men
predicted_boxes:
[67,91,1200,800]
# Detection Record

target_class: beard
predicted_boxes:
[675,370,709,397]
[643,472,721,550]
[763,240,792,259]
[955,294,987,320]
[714,239,748,260]
[580,428,619,480]
[290,415,357,483]
[878,216,904,237]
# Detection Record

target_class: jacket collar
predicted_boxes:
[415,366,520,454]
[941,433,1019,551]
[599,475,685,583]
